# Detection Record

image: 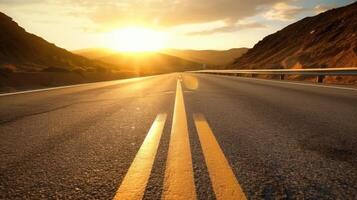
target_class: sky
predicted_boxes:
[0,0,354,51]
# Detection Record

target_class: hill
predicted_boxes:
[0,12,137,92]
[72,48,116,60]
[74,50,203,74]
[0,12,113,73]
[162,48,248,66]
[0,11,201,92]
[232,2,357,70]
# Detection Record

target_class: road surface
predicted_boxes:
[0,73,356,199]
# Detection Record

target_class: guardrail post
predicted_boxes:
[317,75,325,83]
[280,74,285,80]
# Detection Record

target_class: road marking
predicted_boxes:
[234,75,357,91]
[244,77,357,91]
[193,113,247,200]
[113,113,167,200]
[0,75,158,97]
[162,80,197,200]
[192,73,357,92]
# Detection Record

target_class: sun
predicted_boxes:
[104,27,168,52]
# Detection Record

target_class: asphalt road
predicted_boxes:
[0,73,356,199]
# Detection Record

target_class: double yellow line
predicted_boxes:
[113,79,246,200]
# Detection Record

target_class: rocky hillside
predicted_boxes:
[232,2,357,70]
[0,12,112,73]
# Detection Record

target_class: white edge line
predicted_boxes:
[189,72,357,92]
[0,74,164,97]
[238,76,357,91]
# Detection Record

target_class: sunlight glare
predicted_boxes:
[104,27,168,52]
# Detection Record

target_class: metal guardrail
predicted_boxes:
[191,67,357,83]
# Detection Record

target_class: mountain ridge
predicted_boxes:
[232,2,357,70]
[73,49,203,73]
[0,12,114,73]
[162,48,249,66]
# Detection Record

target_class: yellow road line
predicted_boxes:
[113,113,167,200]
[193,114,247,200]
[162,80,197,200]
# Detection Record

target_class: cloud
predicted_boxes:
[314,5,333,14]
[0,0,41,4]
[264,2,304,21]
[1,0,287,30]
[75,0,278,26]
[187,22,266,36]
[3,0,311,32]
